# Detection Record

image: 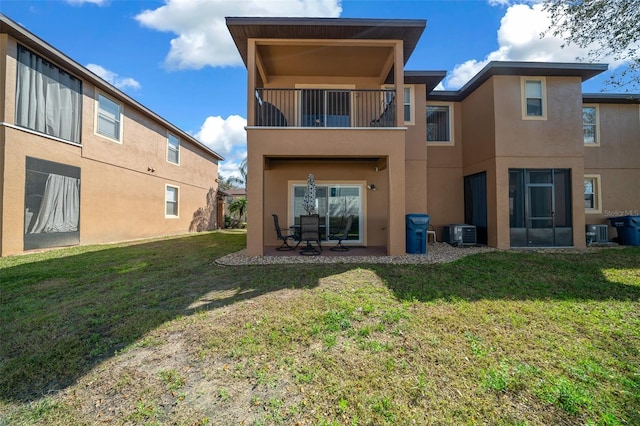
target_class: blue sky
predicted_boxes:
[0,0,625,179]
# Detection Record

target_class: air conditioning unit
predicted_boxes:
[443,224,477,246]
[585,224,608,245]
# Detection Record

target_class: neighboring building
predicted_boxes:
[226,17,640,256]
[0,14,223,256]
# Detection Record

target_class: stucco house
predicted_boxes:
[0,14,223,256]
[226,16,640,256]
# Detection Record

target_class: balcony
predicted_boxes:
[254,88,397,128]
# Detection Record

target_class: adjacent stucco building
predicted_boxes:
[0,14,223,256]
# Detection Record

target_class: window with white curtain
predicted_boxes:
[96,93,122,141]
[15,45,82,144]
[167,133,180,164]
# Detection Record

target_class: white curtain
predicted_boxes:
[15,46,82,143]
[30,174,80,233]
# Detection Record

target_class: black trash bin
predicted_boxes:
[608,216,640,246]
[406,214,431,254]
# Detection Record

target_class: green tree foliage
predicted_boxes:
[543,0,640,91]
[228,197,247,220]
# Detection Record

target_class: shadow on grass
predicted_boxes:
[0,231,329,403]
[1,235,639,407]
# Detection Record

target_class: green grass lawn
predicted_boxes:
[1,230,639,425]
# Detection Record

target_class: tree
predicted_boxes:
[228,197,247,221]
[543,0,640,91]
[217,158,247,191]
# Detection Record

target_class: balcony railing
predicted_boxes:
[254,88,397,128]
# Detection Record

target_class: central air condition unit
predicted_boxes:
[585,224,608,245]
[443,224,477,246]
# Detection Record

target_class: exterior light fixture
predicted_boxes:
[367,184,377,191]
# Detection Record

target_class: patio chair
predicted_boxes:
[329,215,353,251]
[297,214,322,255]
[370,96,396,127]
[272,214,296,251]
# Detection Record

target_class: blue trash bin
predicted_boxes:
[608,216,640,246]
[406,214,431,254]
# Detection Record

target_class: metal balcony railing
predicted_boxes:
[254,88,397,128]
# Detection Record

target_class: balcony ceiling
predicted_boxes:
[227,17,426,68]
[257,44,394,78]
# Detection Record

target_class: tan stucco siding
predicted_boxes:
[585,104,640,169]
[2,128,82,255]
[0,34,219,256]
[461,79,496,166]
[246,127,406,255]
[426,166,464,239]
[584,104,640,225]
[494,76,584,158]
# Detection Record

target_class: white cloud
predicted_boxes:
[86,64,141,91]
[444,3,618,90]
[135,0,342,70]
[487,0,513,6]
[195,115,247,159]
[65,0,107,5]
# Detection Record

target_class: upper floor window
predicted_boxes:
[96,93,122,142]
[383,85,414,125]
[15,45,82,144]
[583,105,599,145]
[167,133,180,164]
[403,86,414,124]
[521,77,547,120]
[584,175,601,213]
[426,103,453,144]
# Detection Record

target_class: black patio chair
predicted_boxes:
[297,214,322,255]
[329,215,353,251]
[272,214,296,251]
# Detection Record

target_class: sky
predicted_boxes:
[0,0,629,180]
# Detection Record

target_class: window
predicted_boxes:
[521,77,547,120]
[383,85,414,124]
[583,105,599,145]
[165,185,179,217]
[167,133,180,164]
[15,45,82,144]
[426,103,453,144]
[584,175,601,213]
[403,86,414,124]
[96,93,122,141]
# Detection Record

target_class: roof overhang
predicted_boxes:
[583,93,640,104]
[428,61,609,102]
[226,17,426,83]
[398,70,447,94]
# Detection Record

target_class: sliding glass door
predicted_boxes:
[292,184,362,243]
[300,89,351,127]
